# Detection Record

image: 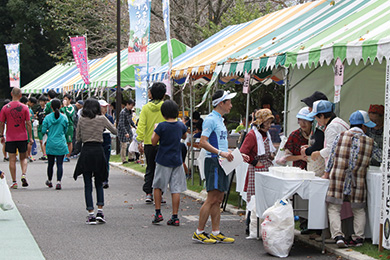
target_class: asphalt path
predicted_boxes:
[2,153,342,260]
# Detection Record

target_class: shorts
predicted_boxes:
[5,140,28,154]
[152,163,187,194]
[204,157,229,192]
[38,125,44,140]
[66,126,74,143]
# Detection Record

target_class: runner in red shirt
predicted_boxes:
[0,88,33,189]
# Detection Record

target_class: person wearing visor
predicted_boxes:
[307,100,349,164]
[323,110,381,248]
[192,89,249,244]
[281,107,313,169]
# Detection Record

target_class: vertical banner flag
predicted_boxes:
[243,72,250,94]
[135,66,155,110]
[162,0,173,68]
[4,44,20,88]
[128,0,151,65]
[70,36,90,85]
[382,59,390,250]
[334,58,344,103]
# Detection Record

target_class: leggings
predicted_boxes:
[47,154,65,181]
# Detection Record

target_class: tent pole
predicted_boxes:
[283,67,289,134]
[245,76,251,132]
[181,82,185,119]
[190,80,194,185]
[115,0,122,155]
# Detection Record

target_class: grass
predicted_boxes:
[353,242,390,259]
[110,155,245,209]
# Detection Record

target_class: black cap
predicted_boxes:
[301,91,328,108]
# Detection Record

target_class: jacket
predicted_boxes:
[42,113,69,156]
[136,100,165,145]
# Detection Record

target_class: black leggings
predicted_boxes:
[47,154,65,182]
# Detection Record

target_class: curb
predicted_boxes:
[110,162,375,260]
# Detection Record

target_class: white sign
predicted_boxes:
[334,85,341,103]
[334,58,344,86]
[382,59,390,249]
[243,72,250,94]
[220,148,244,175]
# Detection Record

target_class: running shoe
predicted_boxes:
[96,212,106,224]
[103,182,109,189]
[152,214,163,224]
[10,182,18,189]
[55,183,61,190]
[45,180,53,188]
[21,175,29,187]
[63,157,70,162]
[39,155,47,160]
[335,236,348,248]
[347,237,364,247]
[209,232,235,243]
[3,157,9,162]
[86,216,97,225]
[145,194,153,204]
[192,232,217,244]
[167,218,180,226]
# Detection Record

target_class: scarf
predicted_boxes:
[253,126,276,156]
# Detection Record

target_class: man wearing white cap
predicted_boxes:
[323,110,381,248]
[192,89,249,244]
[99,100,114,189]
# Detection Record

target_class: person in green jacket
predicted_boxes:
[60,94,75,162]
[44,89,57,115]
[136,82,166,203]
[42,99,69,190]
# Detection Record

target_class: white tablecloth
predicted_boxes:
[253,169,382,244]
[255,172,329,229]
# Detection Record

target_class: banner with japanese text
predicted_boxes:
[382,59,390,249]
[134,66,155,111]
[4,43,20,88]
[162,0,173,69]
[70,36,90,85]
[128,0,151,65]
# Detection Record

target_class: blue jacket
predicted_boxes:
[42,113,69,156]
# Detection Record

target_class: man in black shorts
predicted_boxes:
[0,88,33,189]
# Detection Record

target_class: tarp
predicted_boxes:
[285,0,390,68]
[21,39,189,94]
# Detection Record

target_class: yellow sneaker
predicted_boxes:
[192,232,217,244]
[209,232,235,243]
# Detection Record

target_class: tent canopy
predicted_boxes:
[21,39,189,94]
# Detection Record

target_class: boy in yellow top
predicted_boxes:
[136,82,166,203]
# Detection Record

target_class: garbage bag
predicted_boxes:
[0,177,14,211]
[261,199,294,258]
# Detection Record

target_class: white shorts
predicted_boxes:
[152,163,187,194]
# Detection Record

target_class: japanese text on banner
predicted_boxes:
[4,44,20,88]
[128,0,151,65]
[70,36,90,85]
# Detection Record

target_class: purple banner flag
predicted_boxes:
[4,43,20,88]
[70,36,90,85]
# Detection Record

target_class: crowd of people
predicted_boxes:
[0,85,384,247]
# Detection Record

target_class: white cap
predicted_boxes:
[212,91,237,107]
[98,100,109,107]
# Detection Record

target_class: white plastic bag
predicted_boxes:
[246,195,258,240]
[261,199,294,258]
[0,177,14,211]
[274,136,288,166]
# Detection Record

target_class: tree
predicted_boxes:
[0,0,63,98]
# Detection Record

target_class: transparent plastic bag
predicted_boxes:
[261,199,294,258]
[0,177,14,211]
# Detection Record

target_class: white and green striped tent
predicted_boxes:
[21,39,189,94]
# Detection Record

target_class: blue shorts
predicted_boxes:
[204,157,229,192]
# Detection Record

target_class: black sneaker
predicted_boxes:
[347,237,364,247]
[335,236,348,248]
[167,218,180,226]
[103,182,109,189]
[45,180,53,188]
[96,212,106,224]
[86,216,97,225]
[21,175,29,187]
[152,214,163,224]
[56,183,62,190]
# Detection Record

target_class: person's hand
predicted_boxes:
[1,137,5,144]
[311,151,321,161]
[221,151,234,162]
[29,138,34,144]
[321,172,329,179]
[0,171,4,179]
[125,133,130,138]
[300,154,308,161]
[138,143,144,154]
[241,153,250,163]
